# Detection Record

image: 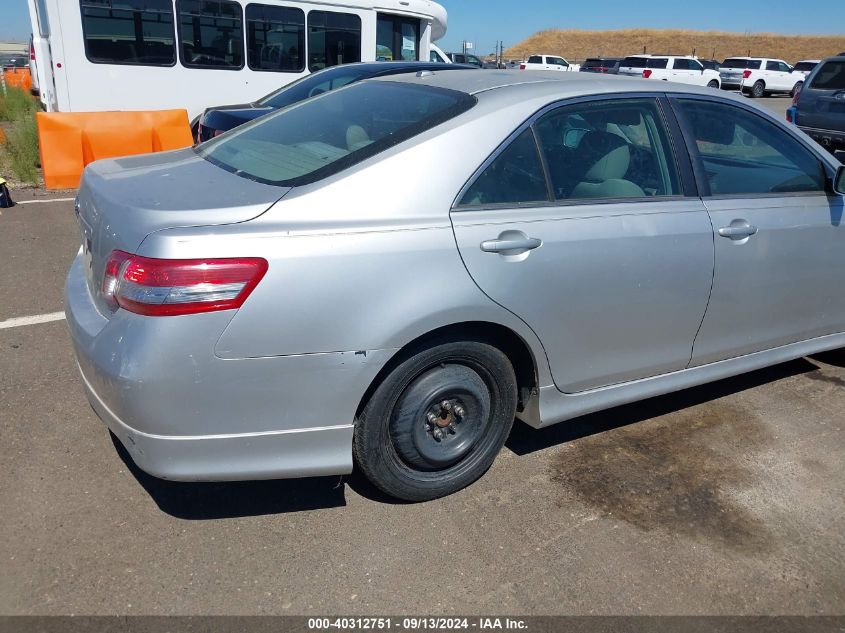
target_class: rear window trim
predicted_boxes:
[198,81,477,188]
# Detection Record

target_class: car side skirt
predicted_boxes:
[529,331,845,429]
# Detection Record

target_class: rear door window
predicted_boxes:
[527,55,542,64]
[646,58,668,69]
[534,98,680,201]
[81,0,176,66]
[459,129,549,206]
[675,99,825,196]
[245,3,304,72]
[177,0,243,69]
[810,61,845,90]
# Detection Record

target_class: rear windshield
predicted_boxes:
[621,56,647,68]
[810,61,845,90]
[794,61,818,72]
[584,58,619,67]
[722,58,761,69]
[198,81,476,186]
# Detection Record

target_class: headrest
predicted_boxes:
[579,131,631,181]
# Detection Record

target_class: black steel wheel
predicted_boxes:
[353,340,517,502]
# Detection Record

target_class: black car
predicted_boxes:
[579,57,622,74]
[792,55,845,154]
[196,61,478,142]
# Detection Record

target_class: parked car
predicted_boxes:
[720,57,802,97]
[195,61,477,142]
[520,55,580,72]
[791,55,845,153]
[0,53,28,68]
[66,71,845,502]
[429,43,451,64]
[700,59,720,71]
[447,52,483,67]
[618,55,720,87]
[579,57,622,74]
[793,60,820,77]
[28,35,39,97]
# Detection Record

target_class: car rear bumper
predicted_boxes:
[797,125,845,149]
[65,252,392,481]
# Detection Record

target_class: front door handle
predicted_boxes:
[480,236,543,254]
[718,223,758,240]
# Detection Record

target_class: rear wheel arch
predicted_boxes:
[355,321,539,421]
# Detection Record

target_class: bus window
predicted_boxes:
[246,4,304,72]
[307,11,361,72]
[80,0,176,66]
[177,0,244,69]
[376,14,419,62]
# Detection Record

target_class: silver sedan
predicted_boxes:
[66,70,845,501]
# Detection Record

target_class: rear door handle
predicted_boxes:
[480,236,542,253]
[718,224,758,240]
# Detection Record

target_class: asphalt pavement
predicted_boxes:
[1,97,843,616]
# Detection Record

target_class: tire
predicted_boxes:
[707,79,719,89]
[791,81,803,97]
[353,340,517,502]
[751,80,765,98]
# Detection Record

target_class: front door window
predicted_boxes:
[376,14,419,61]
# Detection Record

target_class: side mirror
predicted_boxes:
[834,165,845,195]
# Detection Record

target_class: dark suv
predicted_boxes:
[790,55,845,154]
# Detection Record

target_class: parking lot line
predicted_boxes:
[0,311,66,329]
[14,198,77,205]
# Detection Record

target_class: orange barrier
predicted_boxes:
[36,110,193,189]
[3,67,32,92]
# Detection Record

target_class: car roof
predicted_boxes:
[371,68,750,101]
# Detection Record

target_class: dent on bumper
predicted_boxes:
[65,252,390,481]
[81,363,354,481]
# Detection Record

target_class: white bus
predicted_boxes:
[26,0,448,121]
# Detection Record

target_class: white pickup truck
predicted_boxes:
[519,54,580,72]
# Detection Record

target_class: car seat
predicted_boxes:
[570,131,645,199]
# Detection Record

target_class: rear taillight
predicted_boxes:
[102,250,268,316]
[792,84,802,107]
[519,64,525,70]
[30,41,35,61]
[643,69,652,79]
[742,70,752,79]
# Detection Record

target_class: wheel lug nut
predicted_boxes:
[441,400,452,411]
[454,405,465,418]
[426,412,438,425]
[433,428,443,441]
[448,422,456,434]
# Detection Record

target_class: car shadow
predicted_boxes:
[111,434,347,519]
[505,357,818,456]
[113,357,821,513]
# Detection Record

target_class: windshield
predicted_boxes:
[199,81,475,186]
[256,65,373,108]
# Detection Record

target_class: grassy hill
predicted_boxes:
[504,29,845,63]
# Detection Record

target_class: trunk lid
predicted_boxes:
[75,148,288,314]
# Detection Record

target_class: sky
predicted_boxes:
[2,0,843,56]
